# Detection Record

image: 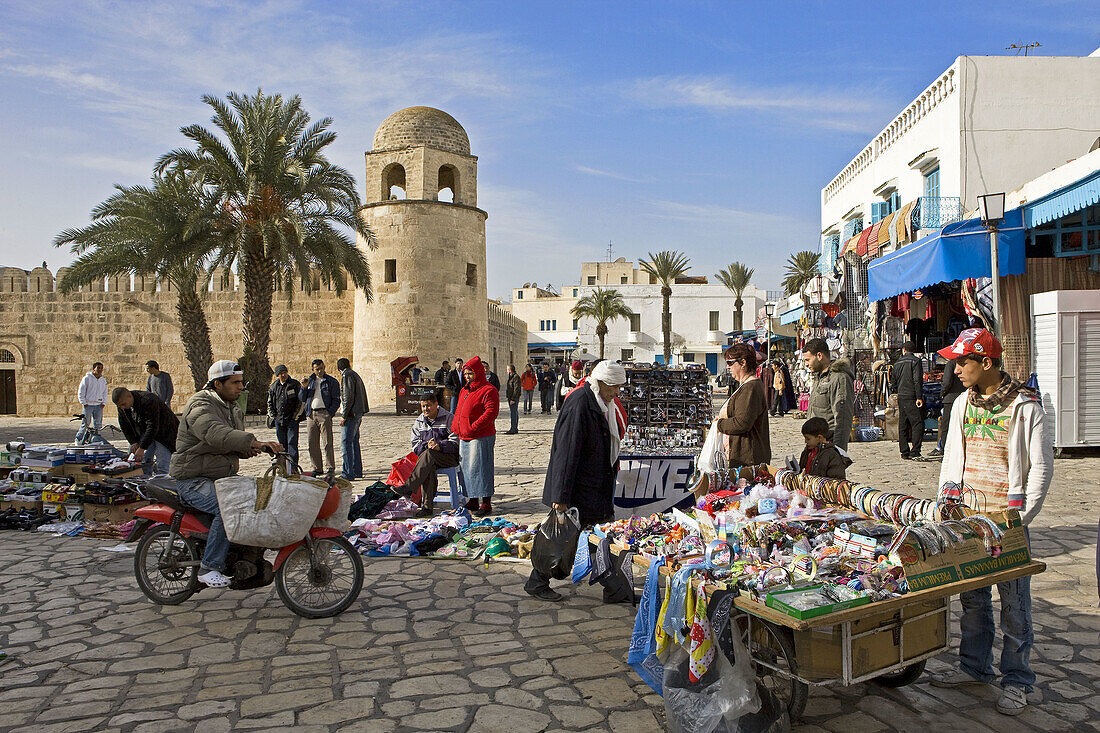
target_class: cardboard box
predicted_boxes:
[766,584,871,620]
[82,501,149,524]
[898,510,1031,592]
[63,464,143,484]
[0,499,43,515]
[793,597,948,681]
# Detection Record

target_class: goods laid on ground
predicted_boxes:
[345,506,537,562]
[0,441,145,538]
[585,464,1043,725]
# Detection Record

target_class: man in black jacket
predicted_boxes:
[890,342,924,459]
[446,358,465,413]
[267,365,303,469]
[337,358,369,480]
[525,361,627,602]
[111,387,179,475]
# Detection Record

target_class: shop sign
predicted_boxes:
[613,455,696,519]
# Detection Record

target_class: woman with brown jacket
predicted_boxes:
[716,343,771,467]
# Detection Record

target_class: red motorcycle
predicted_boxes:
[128,457,363,618]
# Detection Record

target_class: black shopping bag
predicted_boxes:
[530,508,581,580]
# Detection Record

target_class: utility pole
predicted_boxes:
[606,240,613,262]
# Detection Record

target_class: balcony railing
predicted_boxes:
[915,197,963,230]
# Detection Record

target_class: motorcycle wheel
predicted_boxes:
[134,526,200,605]
[275,536,364,618]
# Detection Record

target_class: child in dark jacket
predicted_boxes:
[798,417,852,480]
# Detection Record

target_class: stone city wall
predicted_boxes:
[0,267,526,416]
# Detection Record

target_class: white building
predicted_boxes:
[818,52,1100,347]
[506,259,766,373]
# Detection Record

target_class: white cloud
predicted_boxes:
[625,75,890,133]
[65,154,153,180]
[574,165,654,184]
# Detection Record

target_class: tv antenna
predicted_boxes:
[606,240,613,262]
[1006,42,1041,56]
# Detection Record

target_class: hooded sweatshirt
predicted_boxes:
[452,356,499,440]
[808,357,855,450]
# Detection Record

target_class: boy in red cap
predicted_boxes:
[929,328,1053,715]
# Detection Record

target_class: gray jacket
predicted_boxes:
[169,390,256,480]
[340,369,369,419]
[808,357,855,450]
[146,371,174,405]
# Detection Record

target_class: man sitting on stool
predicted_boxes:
[395,392,460,516]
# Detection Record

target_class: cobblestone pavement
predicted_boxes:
[0,407,1097,732]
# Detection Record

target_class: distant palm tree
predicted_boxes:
[715,262,755,333]
[54,172,218,389]
[157,90,375,401]
[782,251,822,305]
[639,251,691,364]
[571,288,633,359]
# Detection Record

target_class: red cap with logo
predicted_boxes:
[937,328,1002,360]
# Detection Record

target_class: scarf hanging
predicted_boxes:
[628,559,665,694]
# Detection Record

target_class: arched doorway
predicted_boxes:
[0,349,16,414]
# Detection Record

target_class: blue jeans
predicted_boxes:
[140,441,173,476]
[341,415,363,479]
[959,574,1035,691]
[275,420,300,472]
[508,401,519,432]
[75,404,103,443]
[175,477,229,574]
[459,435,495,499]
[450,395,459,414]
[522,390,534,413]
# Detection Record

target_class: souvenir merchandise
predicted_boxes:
[347,509,536,562]
[620,365,713,454]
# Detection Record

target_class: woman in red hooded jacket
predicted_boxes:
[452,356,500,516]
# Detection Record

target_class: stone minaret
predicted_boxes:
[354,107,489,404]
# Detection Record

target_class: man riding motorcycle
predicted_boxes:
[168,360,282,589]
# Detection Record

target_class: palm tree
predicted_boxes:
[639,250,691,364]
[158,90,375,402]
[782,251,822,308]
[54,172,219,390]
[715,262,755,333]
[571,288,633,359]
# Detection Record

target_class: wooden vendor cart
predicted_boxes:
[598,539,1044,721]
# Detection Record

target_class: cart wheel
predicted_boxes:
[873,660,927,687]
[735,616,808,722]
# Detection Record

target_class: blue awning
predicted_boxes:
[527,342,576,349]
[1024,168,1100,227]
[867,209,1025,302]
[779,305,804,325]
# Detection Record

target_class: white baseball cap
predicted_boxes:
[207,360,243,383]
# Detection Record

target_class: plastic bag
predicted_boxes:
[662,621,759,733]
[216,467,329,547]
[530,508,581,580]
[697,419,725,475]
[386,451,419,487]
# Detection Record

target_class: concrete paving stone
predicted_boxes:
[10,717,109,733]
[234,712,296,729]
[470,667,513,688]
[196,683,265,701]
[469,651,530,668]
[269,662,332,681]
[399,707,471,730]
[297,696,377,725]
[334,720,397,733]
[134,666,202,684]
[494,686,543,708]
[575,677,639,708]
[106,653,186,674]
[35,700,116,722]
[240,688,334,717]
[422,692,492,711]
[821,711,889,733]
[551,704,606,729]
[269,677,335,695]
[389,672,472,698]
[469,704,551,733]
[552,651,628,679]
[544,685,583,702]
[608,709,662,733]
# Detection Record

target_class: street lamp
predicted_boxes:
[977,192,1006,337]
[764,302,777,361]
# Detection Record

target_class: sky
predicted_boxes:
[2,1,1098,299]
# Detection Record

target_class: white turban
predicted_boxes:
[591,361,627,386]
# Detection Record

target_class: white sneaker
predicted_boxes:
[996,685,1028,715]
[929,668,987,688]
[198,569,231,588]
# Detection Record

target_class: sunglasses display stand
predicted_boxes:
[619,364,713,456]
